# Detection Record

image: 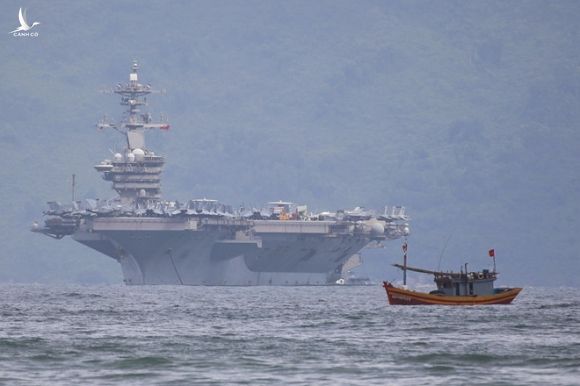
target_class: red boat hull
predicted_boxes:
[383,282,522,305]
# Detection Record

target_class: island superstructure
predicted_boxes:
[32,63,410,285]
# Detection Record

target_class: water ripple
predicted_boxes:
[0,285,578,385]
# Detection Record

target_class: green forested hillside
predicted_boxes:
[0,0,579,285]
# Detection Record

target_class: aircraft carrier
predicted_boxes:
[32,62,410,285]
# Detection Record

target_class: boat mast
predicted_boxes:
[489,248,496,273]
[402,238,408,285]
[71,173,76,202]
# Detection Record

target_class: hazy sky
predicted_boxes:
[1,0,579,286]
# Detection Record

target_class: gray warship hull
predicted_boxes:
[72,217,373,285]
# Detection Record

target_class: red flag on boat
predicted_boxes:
[488,249,495,257]
[160,124,170,130]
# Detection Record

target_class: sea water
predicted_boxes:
[0,285,578,385]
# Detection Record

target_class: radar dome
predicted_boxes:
[369,222,385,235]
[114,153,123,162]
[132,148,145,162]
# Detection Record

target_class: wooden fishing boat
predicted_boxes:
[384,247,522,305]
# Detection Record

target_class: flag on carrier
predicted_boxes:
[488,249,495,257]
